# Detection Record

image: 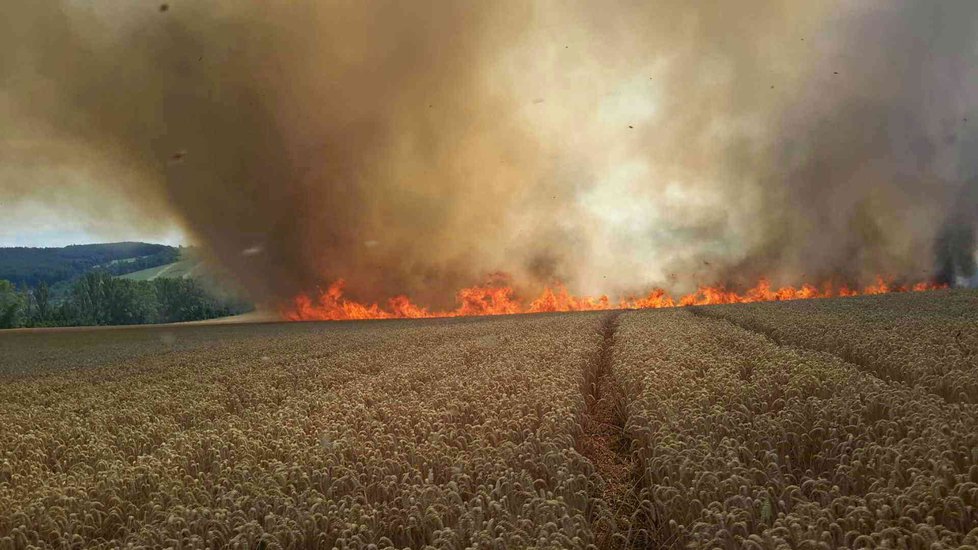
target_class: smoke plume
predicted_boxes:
[2,1,977,308]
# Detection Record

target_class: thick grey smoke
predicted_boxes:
[2,1,977,308]
[723,1,978,288]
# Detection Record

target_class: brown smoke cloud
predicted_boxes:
[2,1,977,308]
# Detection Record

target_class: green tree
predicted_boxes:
[34,281,51,324]
[104,278,159,325]
[61,271,159,326]
[51,270,250,327]
[68,271,110,325]
[0,279,25,328]
[155,278,223,322]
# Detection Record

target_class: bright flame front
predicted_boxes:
[282,275,946,321]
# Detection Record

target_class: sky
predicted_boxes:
[0,201,186,247]
[0,228,186,248]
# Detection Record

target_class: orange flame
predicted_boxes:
[282,274,947,321]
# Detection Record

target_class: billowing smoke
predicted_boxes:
[2,1,977,309]
[717,1,978,288]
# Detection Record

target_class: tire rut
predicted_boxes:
[579,311,651,549]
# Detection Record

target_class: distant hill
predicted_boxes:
[0,243,254,328]
[0,242,179,288]
[120,256,201,281]
[116,249,253,312]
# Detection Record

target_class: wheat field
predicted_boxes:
[2,290,977,549]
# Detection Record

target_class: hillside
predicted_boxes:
[119,256,201,281]
[0,244,254,328]
[0,242,178,288]
[118,251,251,312]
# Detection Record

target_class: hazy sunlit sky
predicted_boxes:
[0,228,186,248]
[0,205,186,247]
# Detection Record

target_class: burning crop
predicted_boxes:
[283,275,946,321]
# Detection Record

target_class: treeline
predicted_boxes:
[0,271,251,329]
[0,242,178,288]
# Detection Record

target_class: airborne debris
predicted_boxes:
[159,3,169,12]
